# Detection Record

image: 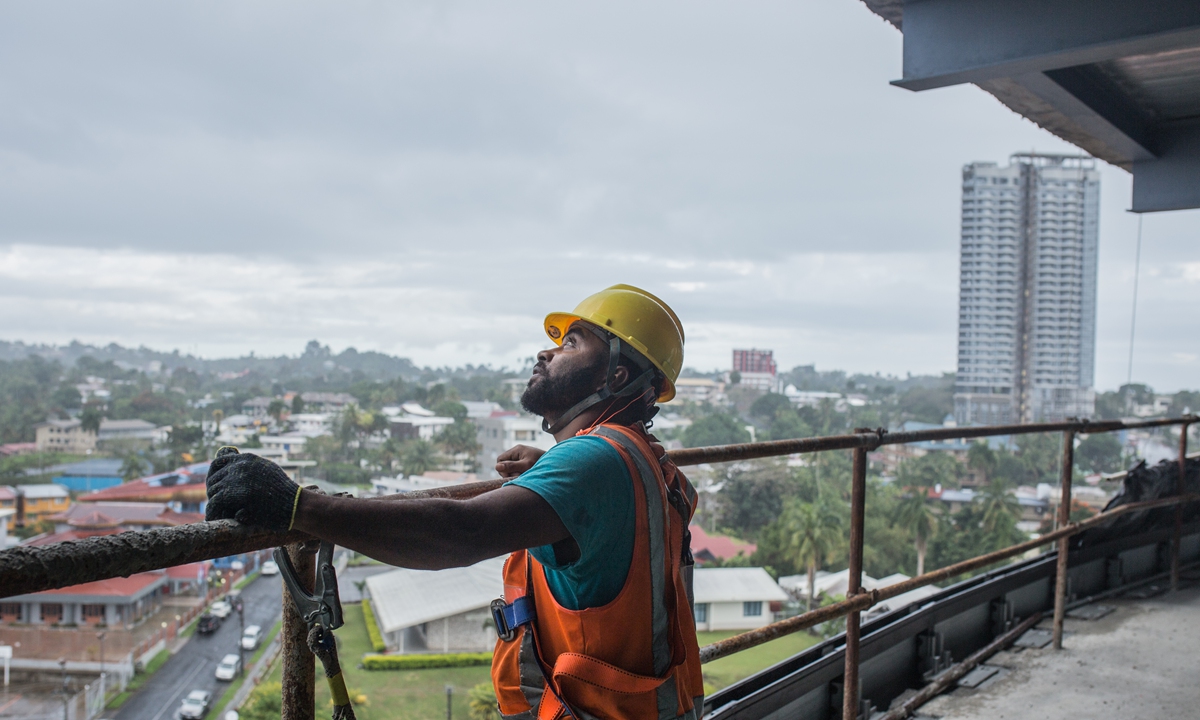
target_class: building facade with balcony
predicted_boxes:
[954,154,1100,425]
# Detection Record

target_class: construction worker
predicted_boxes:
[205,284,704,719]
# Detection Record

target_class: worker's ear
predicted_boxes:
[609,364,630,391]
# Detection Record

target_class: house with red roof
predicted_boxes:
[0,572,167,628]
[689,525,757,566]
[77,462,210,512]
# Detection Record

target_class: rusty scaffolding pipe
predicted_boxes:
[1171,422,1191,592]
[841,439,870,720]
[281,542,317,720]
[1052,430,1075,650]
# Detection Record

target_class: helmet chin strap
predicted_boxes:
[542,334,656,435]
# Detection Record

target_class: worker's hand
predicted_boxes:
[205,447,302,532]
[496,444,545,479]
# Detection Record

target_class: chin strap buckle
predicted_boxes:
[491,596,536,642]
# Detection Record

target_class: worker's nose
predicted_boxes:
[536,348,556,365]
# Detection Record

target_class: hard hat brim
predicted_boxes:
[543,313,676,402]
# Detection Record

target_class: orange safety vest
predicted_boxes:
[491,423,704,720]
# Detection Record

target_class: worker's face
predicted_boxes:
[521,324,608,419]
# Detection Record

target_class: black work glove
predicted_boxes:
[205,447,302,532]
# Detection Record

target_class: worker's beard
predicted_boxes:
[520,357,605,420]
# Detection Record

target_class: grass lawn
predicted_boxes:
[253,606,815,717]
[262,604,492,720]
[697,630,819,693]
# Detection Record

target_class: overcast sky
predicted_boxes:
[1,1,1197,390]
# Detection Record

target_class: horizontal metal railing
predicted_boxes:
[0,415,1194,720]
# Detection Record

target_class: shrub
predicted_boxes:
[362,652,492,670]
[360,601,387,653]
[469,682,500,720]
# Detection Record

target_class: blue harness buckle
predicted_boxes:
[491,596,535,642]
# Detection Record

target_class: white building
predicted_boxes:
[97,419,169,446]
[692,567,789,631]
[365,557,505,653]
[389,415,456,441]
[475,415,556,479]
[954,154,1100,425]
[671,378,725,405]
[34,419,97,454]
[289,413,333,436]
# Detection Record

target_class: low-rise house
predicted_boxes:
[692,567,789,631]
[48,458,124,492]
[47,502,203,535]
[289,413,333,436]
[371,472,479,497]
[0,443,37,456]
[365,557,505,653]
[2,572,167,627]
[689,525,757,565]
[34,419,97,454]
[242,396,275,417]
[8,484,71,522]
[670,378,725,405]
[475,415,556,478]
[300,392,357,413]
[389,415,455,442]
[461,401,506,419]
[779,569,882,602]
[97,419,169,448]
[78,463,210,513]
[259,433,311,455]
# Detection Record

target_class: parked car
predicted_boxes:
[209,599,233,619]
[241,625,263,651]
[196,613,221,635]
[215,653,241,681]
[179,689,212,719]
[261,560,279,576]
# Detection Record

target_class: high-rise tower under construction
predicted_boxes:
[954,154,1099,425]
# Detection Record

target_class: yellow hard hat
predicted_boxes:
[544,284,684,402]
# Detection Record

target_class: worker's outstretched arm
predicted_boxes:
[205,447,569,570]
[292,484,568,569]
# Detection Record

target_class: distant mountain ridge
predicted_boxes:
[0,339,424,382]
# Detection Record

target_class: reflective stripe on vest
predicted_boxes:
[593,427,672,678]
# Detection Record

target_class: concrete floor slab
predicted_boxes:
[914,585,1200,720]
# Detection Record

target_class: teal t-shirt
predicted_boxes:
[506,435,635,611]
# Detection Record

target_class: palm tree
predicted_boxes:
[785,499,844,611]
[979,477,1021,536]
[401,440,440,477]
[893,490,939,576]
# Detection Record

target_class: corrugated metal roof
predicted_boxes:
[366,557,505,633]
[693,568,788,604]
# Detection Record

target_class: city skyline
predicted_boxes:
[0,2,1197,391]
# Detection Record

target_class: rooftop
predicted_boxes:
[366,557,505,633]
[693,567,789,604]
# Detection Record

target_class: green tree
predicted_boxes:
[291,394,305,414]
[441,419,481,459]
[80,403,103,434]
[119,454,149,481]
[267,399,287,424]
[978,478,1021,536]
[682,413,751,448]
[784,499,844,611]
[239,681,282,720]
[893,456,950,575]
[749,393,792,420]
[435,400,469,420]
[1076,433,1123,474]
[966,442,997,483]
[469,682,501,720]
[401,440,441,477]
[1017,433,1061,485]
[715,460,799,540]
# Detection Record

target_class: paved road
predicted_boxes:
[112,573,283,720]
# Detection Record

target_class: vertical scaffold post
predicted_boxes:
[281,542,317,720]
[1171,421,1191,592]
[842,438,869,720]
[1052,430,1075,650]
